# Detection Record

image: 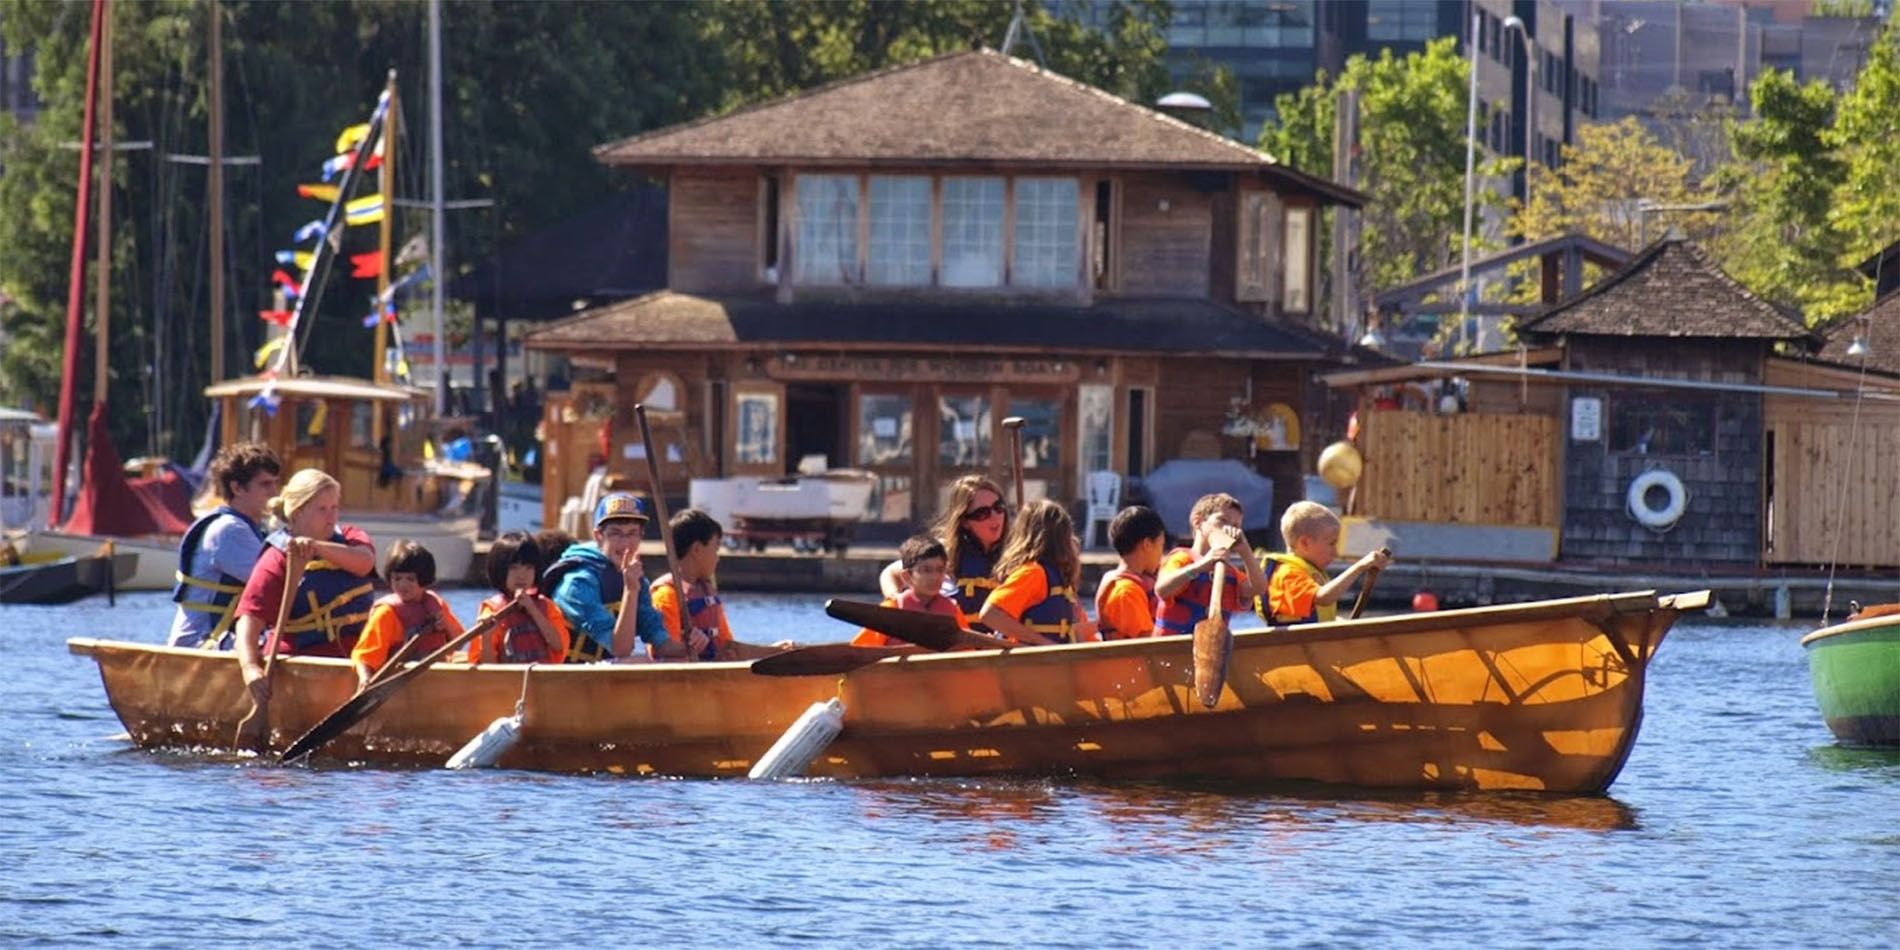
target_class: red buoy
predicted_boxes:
[1412,591,1440,612]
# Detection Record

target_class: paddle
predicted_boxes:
[750,642,922,677]
[1001,415,1026,507]
[634,402,696,662]
[1348,547,1392,620]
[279,601,522,764]
[234,550,305,753]
[1191,550,1231,709]
[823,599,1009,652]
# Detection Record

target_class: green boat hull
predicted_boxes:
[1803,619,1900,747]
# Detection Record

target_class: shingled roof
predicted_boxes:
[1814,291,1900,377]
[522,291,1337,360]
[594,49,1363,206]
[1517,235,1816,343]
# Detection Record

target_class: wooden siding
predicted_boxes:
[1356,410,1560,527]
[1118,176,1211,297]
[1763,387,1900,567]
[669,170,763,294]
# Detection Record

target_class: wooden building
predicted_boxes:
[525,50,1365,534]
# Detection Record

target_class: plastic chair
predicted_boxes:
[1083,471,1122,549]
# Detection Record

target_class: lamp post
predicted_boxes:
[1502,15,1536,210]
[1458,10,1479,355]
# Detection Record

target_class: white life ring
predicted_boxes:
[1627,469,1688,530]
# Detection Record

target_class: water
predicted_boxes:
[4,591,1897,947]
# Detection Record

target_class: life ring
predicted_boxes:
[1627,469,1688,530]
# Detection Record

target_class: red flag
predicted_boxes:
[258,309,292,326]
[350,251,383,278]
[270,269,303,298]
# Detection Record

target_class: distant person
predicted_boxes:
[469,531,569,664]
[652,508,793,660]
[1094,505,1165,641]
[169,442,281,649]
[534,527,576,566]
[978,499,1095,645]
[1256,501,1391,625]
[350,540,463,687]
[878,474,1011,624]
[542,493,684,661]
[853,534,966,648]
[232,469,378,708]
[1153,492,1266,637]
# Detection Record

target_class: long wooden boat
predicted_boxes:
[1,548,136,604]
[69,589,1706,792]
[1801,613,1900,747]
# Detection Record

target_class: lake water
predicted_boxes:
[4,590,1897,947]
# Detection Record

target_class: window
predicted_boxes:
[794,174,858,284]
[938,393,991,467]
[1368,0,1438,41]
[735,390,780,465]
[1012,178,1078,288]
[1008,396,1063,471]
[1077,384,1114,493]
[857,392,912,466]
[1610,397,1717,456]
[867,176,931,286]
[1283,205,1312,313]
[760,175,780,279]
[1237,191,1275,302]
[941,177,1005,287]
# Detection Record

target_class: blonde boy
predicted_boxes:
[1257,500,1391,624]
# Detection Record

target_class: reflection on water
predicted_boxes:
[1805,743,1900,774]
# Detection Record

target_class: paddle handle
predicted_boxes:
[235,549,305,750]
[634,403,694,661]
[1349,556,1388,620]
[1208,550,1227,619]
[1002,416,1026,507]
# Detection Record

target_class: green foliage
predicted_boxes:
[1831,15,1900,265]
[1515,117,1721,251]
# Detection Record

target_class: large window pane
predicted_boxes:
[735,390,780,465]
[1077,384,1113,478]
[857,392,913,466]
[1007,396,1062,470]
[941,177,1004,287]
[937,394,991,467]
[1011,178,1079,288]
[795,174,858,284]
[867,176,931,286]
[1283,205,1312,313]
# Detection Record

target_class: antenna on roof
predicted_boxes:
[1000,0,1046,67]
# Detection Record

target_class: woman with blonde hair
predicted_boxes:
[878,474,1012,621]
[232,468,378,708]
[978,499,1096,645]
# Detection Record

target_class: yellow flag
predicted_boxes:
[296,183,339,203]
[336,123,370,154]
[306,400,328,438]
[345,194,385,226]
[254,337,284,369]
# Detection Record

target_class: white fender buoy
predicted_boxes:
[748,698,846,780]
[1627,468,1688,531]
[447,712,521,770]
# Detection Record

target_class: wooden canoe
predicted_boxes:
[1801,613,1900,747]
[68,589,1707,792]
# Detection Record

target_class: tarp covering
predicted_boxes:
[60,403,194,537]
[1139,459,1276,542]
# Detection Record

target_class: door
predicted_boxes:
[785,383,846,473]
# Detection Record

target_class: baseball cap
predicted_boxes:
[593,492,651,528]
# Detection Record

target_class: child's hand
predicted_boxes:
[1209,523,1242,557]
[686,629,712,658]
[1361,547,1393,571]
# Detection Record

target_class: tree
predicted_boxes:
[1514,117,1721,251]
[1831,14,1900,263]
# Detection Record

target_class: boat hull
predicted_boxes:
[69,589,1702,792]
[1,550,136,604]
[19,530,172,591]
[1802,617,1900,747]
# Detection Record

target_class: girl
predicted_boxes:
[469,532,570,664]
[350,540,463,687]
[978,499,1097,645]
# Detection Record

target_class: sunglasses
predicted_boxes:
[962,502,1008,522]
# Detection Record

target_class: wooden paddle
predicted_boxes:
[1001,415,1026,507]
[750,642,923,677]
[1348,547,1392,620]
[824,599,1009,652]
[279,601,522,764]
[234,550,305,753]
[634,402,697,662]
[1191,553,1231,709]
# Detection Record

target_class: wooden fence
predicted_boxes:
[1356,411,1560,527]
[1765,417,1900,567]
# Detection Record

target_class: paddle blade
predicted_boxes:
[823,599,1004,651]
[751,643,919,677]
[279,679,402,763]
[1191,615,1231,709]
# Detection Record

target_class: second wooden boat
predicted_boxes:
[1802,613,1900,747]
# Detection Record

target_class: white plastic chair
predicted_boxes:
[1083,471,1122,549]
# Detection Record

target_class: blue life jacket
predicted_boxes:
[951,542,999,618]
[542,547,620,662]
[1013,561,1078,644]
[171,506,264,648]
[267,529,376,656]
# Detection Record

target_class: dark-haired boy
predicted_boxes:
[169,441,282,648]
[1094,506,1166,640]
[651,508,792,661]
[853,534,966,647]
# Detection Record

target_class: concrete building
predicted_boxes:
[0,22,40,125]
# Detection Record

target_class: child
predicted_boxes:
[1257,500,1391,625]
[1153,493,1268,636]
[977,499,1096,645]
[470,531,570,664]
[1094,506,1166,641]
[652,508,791,660]
[853,534,967,648]
[350,540,464,687]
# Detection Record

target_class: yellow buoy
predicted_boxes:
[1318,440,1363,490]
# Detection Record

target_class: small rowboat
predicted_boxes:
[1801,613,1900,747]
[68,589,1708,792]
[1,547,136,605]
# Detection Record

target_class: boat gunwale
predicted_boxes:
[1801,613,1900,647]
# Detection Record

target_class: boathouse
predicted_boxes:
[524,49,1365,536]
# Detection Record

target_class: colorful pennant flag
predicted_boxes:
[258,309,292,326]
[350,251,383,278]
[270,269,304,299]
[320,150,383,182]
[273,250,315,271]
[253,337,285,370]
[336,123,371,154]
[345,194,385,226]
[293,220,327,244]
[247,384,281,417]
[296,183,340,203]
[361,302,396,328]
[305,400,328,438]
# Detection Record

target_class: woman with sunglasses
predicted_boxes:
[878,475,1011,621]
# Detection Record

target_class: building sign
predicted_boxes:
[1570,396,1602,442]
[766,354,1080,384]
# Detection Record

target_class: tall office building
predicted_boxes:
[0,24,40,125]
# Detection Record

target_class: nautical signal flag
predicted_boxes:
[345,194,385,226]
[258,309,293,327]
[320,149,383,182]
[254,337,285,370]
[336,123,371,154]
[297,183,340,203]
[349,251,383,278]
[294,220,327,244]
[270,269,303,299]
[248,384,281,417]
[361,302,396,328]
[274,250,315,271]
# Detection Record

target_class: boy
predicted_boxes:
[542,493,682,662]
[1095,506,1166,640]
[854,534,967,648]
[1257,500,1392,625]
[1153,493,1268,636]
[350,540,464,687]
[651,508,792,661]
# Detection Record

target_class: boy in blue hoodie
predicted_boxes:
[543,493,699,661]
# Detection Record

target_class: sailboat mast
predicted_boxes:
[429,0,447,416]
[94,4,114,406]
[51,0,107,527]
[207,0,224,383]
[372,71,397,384]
